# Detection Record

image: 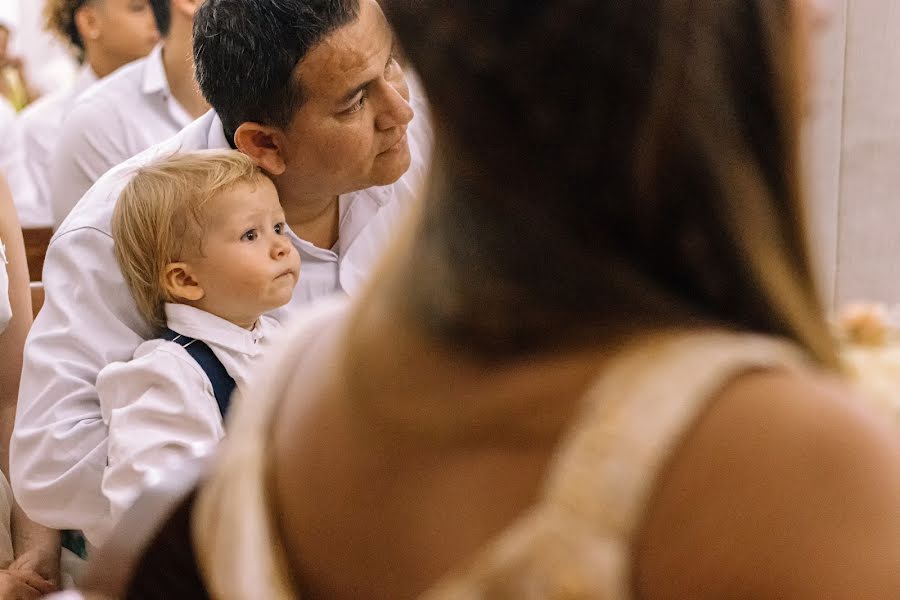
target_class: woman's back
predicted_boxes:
[135,0,900,597]
[190,296,900,599]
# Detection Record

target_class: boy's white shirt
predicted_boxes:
[95,303,279,545]
[11,79,431,537]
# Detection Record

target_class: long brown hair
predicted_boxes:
[385,0,838,366]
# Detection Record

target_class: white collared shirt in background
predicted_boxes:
[15,65,99,228]
[49,44,193,228]
[0,97,42,227]
[12,80,432,537]
[95,303,278,544]
[18,65,97,227]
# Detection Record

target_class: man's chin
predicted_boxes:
[371,150,413,187]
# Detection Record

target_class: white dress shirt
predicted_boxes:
[49,44,193,228]
[17,66,99,227]
[0,97,43,227]
[94,304,278,544]
[11,81,431,536]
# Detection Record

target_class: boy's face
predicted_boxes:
[87,0,160,67]
[178,177,301,327]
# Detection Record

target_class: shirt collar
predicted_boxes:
[141,44,168,97]
[164,303,268,356]
[207,111,231,150]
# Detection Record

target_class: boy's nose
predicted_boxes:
[271,236,291,259]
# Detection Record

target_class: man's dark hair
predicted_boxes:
[149,0,171,37]
[193,0,359,142]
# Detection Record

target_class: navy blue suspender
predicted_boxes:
[161,328,235,418]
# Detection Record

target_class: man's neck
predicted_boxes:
[162,26,210,119]
[285,194,342,250]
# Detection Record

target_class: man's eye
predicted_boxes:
[345,91,368,115]
[241,230,258,241]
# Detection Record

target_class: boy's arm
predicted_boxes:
[99,346,224,542]
[10,226,149,541]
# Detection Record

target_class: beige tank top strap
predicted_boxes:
[423,330,810,600]
[542,330,811,586]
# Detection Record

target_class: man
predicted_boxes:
[18,0,160,227]
[48,0,208,228]
[12,0,430,547]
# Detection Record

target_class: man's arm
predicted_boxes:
[11,226,151,545]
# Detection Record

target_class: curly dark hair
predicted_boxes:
[44,0,90,59]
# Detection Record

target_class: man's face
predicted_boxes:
[277,0,414,199]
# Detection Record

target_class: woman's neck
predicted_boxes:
[338,269,609,446]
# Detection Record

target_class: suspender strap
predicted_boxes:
[161,328,235,418]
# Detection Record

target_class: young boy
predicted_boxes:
[95,149,300,542]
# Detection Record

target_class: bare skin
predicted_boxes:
[270,267,900,599]
[0,178,59,598]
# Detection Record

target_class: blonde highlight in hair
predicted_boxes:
[112,150,263,330]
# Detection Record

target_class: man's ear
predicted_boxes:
[234,123,289,176]
[163,263,205,302]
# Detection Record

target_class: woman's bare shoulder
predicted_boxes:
[634,368,900,600]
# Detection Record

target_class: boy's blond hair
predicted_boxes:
[112,150,264,330]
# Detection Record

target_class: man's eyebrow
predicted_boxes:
[337,40,397,106]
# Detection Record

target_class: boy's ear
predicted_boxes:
[163,263,205,302]
[233,122,288,177]
[74,3,101,42]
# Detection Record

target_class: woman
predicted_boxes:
[91,0,900,597]
[0,176,58,598]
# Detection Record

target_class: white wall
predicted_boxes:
[807,0,900,308]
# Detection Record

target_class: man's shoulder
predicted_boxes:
[19,90,64,126]
[54,112,223,237]
[70,58,148,113]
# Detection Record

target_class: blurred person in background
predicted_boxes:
[48,0,206,228]
[16,0,160,228]
[0,7,38,111]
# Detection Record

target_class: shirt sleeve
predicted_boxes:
[97,344,224,543]
[10,226,150,542]
[48,97,129,229]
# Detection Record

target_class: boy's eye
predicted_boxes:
[274,222,286,235]
[241,229,258,242]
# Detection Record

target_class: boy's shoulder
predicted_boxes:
[103,338,210,388]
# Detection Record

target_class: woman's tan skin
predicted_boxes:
[0,178,58,598]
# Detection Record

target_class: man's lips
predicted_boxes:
[380,130,408,154]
